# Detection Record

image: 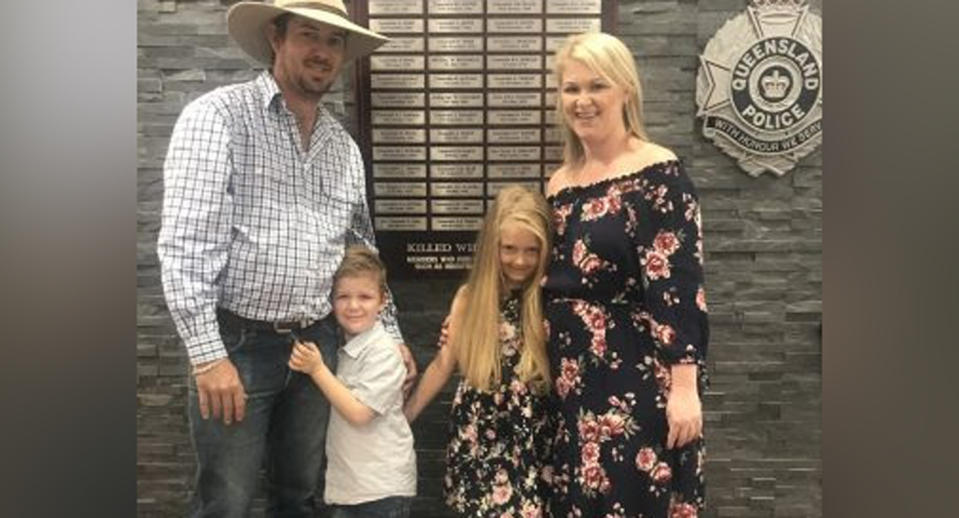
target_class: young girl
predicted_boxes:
[404,185,554,517]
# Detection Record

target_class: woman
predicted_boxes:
[543,32,710,517]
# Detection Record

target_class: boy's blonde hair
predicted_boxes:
[452,186,552,395]
[554,31,648,166]
[333,245,388,295]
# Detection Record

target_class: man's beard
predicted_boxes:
[297,75,331,100]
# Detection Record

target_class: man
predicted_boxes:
[157,1,415,516]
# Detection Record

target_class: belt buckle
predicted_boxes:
[273,318,314,334]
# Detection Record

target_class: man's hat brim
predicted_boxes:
[227,2,388,64]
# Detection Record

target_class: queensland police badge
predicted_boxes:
[696,0,822,176]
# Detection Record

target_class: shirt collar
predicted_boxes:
[341,321,386,359]
[255,70,282,111]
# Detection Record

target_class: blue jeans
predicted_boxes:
[187,313,339,517]
[329,496,412,518]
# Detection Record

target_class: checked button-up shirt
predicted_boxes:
[158,71,404,365]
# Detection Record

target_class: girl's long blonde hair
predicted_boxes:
[452,186,552,395]
[554,31,648,166]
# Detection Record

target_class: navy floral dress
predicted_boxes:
[544,160,709,518]
[443,292,554,517]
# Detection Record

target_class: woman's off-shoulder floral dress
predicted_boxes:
[443,292,554,517]
[544,160,710,518]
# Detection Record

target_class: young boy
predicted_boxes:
[288,245,416,518]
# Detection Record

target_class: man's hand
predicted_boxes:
[397,343,417,398]
[195,359,246,426]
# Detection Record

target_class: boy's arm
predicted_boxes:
[289,341,376,426]
[308,363,376,426]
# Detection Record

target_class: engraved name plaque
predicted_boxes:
[373,163,428,178]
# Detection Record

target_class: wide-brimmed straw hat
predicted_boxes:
[227,0,388,64]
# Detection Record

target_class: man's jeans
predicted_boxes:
[329,496,413,518]
[187,313,339,517]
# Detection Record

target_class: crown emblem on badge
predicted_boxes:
[760,70,789,100]
[751,0,807,8]
[751,0,807,16]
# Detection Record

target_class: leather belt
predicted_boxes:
[216,308,320,334]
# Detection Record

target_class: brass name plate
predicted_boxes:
[487,146,541,161]
[487,0,543,14]
[429,74,484,89]
[378,37,426,53]
[371,74,425,89]
[430,110,485,125]
[430,92,484,107]
[375,199,428,214]
[373,163,428,178]
[431,199,485,214]
[372,128,427,144]
[370,55,426,71]
[430,128,484,143]
[486,18,543,33]
[487,110,542,125]
[486,36,543,52]
[372,110,427,125]
[369,18,425,34]
[546,0,601,14]
[546,17,601,33]
[428,18,483,33]
[486,55,543,70]
[431,216,483,231]
[487,128,542,144]
[428,37,484,52]
[487,92,542,107]
[374,182,428,197]
[369,0,423,16]
[487,74,543,89]
[428,0,482,14]
[371,92,426,108]
[430,146,484,161]
[428,55,484,71]
[431,182,485,197]
[375,217,427,231]
[431,163,484,179]
[373,146,427,161]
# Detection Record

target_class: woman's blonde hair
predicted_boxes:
[554,31,648,166]
[452,186,552,394]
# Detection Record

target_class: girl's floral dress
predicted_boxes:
[544,160,710,518]
[443,291,554,518]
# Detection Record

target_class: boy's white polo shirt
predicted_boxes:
[324,321,417,505]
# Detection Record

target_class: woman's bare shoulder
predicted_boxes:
[638,141,678,163]
[546,165,572,197]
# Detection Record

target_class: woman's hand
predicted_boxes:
[665,364,702,449]
[288,340,325,375]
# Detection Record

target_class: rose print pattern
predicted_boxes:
[543,160,709,516]
[443,292,553,517]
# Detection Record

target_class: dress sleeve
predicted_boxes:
[157,99,233,366]
[634,162,709,368]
